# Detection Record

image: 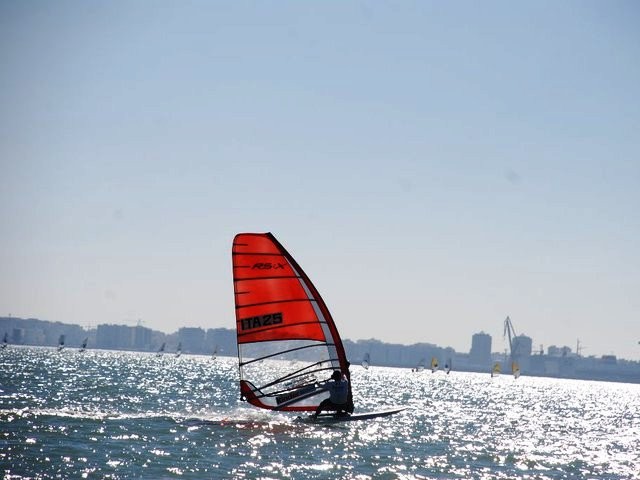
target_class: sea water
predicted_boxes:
[1,347,638,479]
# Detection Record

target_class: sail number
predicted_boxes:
[251,262,287,270]
[240,312,283,331]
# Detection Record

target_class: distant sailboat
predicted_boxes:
[175,342,182,357]
[444,358,452,375]
[430,356,439,373]
[491,362,501,377]
[511,361,521,379]
[156,342,166,357]
[212,345,218,360]
[79,337,88,353]
[361,352,370,369]
[412,358,426,372]
[1,332,8,349]
[57,334,65,351]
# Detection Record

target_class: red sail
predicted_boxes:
[232,233,351,411]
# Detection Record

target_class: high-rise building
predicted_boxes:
[133,326,152,350]
[512,335,533,357]
[96,324,133,349]
[206,328,237,356]
[11,328,24,344]
[177,327,205,353]
[470,332,492,366]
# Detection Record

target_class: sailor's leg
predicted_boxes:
[346,393,354,414]
[314,399,330,418]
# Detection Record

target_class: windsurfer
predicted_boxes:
[313,370,349,418]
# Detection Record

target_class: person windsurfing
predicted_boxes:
[313,370,350,419]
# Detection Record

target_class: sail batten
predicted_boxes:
[239,343,336,366]
[257,360,338,392]
[233,232,351,412]
[236,298,319,310]
[234,275,301,281]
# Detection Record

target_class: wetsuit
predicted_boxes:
[314,377,349,417]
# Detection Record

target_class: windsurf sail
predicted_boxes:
[491,362,501,377]
[176,342,182,357]
[511,361,521,379]
[445,358,452,374]
[212,345,218,360]
[1,332,7,349]
[58,334,65,351]
[430,356,439,373]
[157,342,166,357]
[79,337,88,352]
[413,358,425,372]
[232,232,352,412]
[361,352,370,369]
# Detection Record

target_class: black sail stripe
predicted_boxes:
[237,320,328,339]
[235,298,316,310]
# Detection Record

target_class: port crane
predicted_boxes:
[503,316,518,359]
[503,316,521,378]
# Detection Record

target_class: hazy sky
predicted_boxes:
[1,1,639,360]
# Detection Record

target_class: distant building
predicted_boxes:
[11,328,24,344]
[133,326,152,350]
[470,332,492,366]
[23,328,46,344]
[177,327,205,353]
[512,335,533,357]
[342,338,444,368]
[96,324,133,349]
[548,345,572,357]
[206,328,237,356]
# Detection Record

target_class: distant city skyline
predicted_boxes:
[3,315,639,384]
[1,312,635,363]
[1,2,639,361]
